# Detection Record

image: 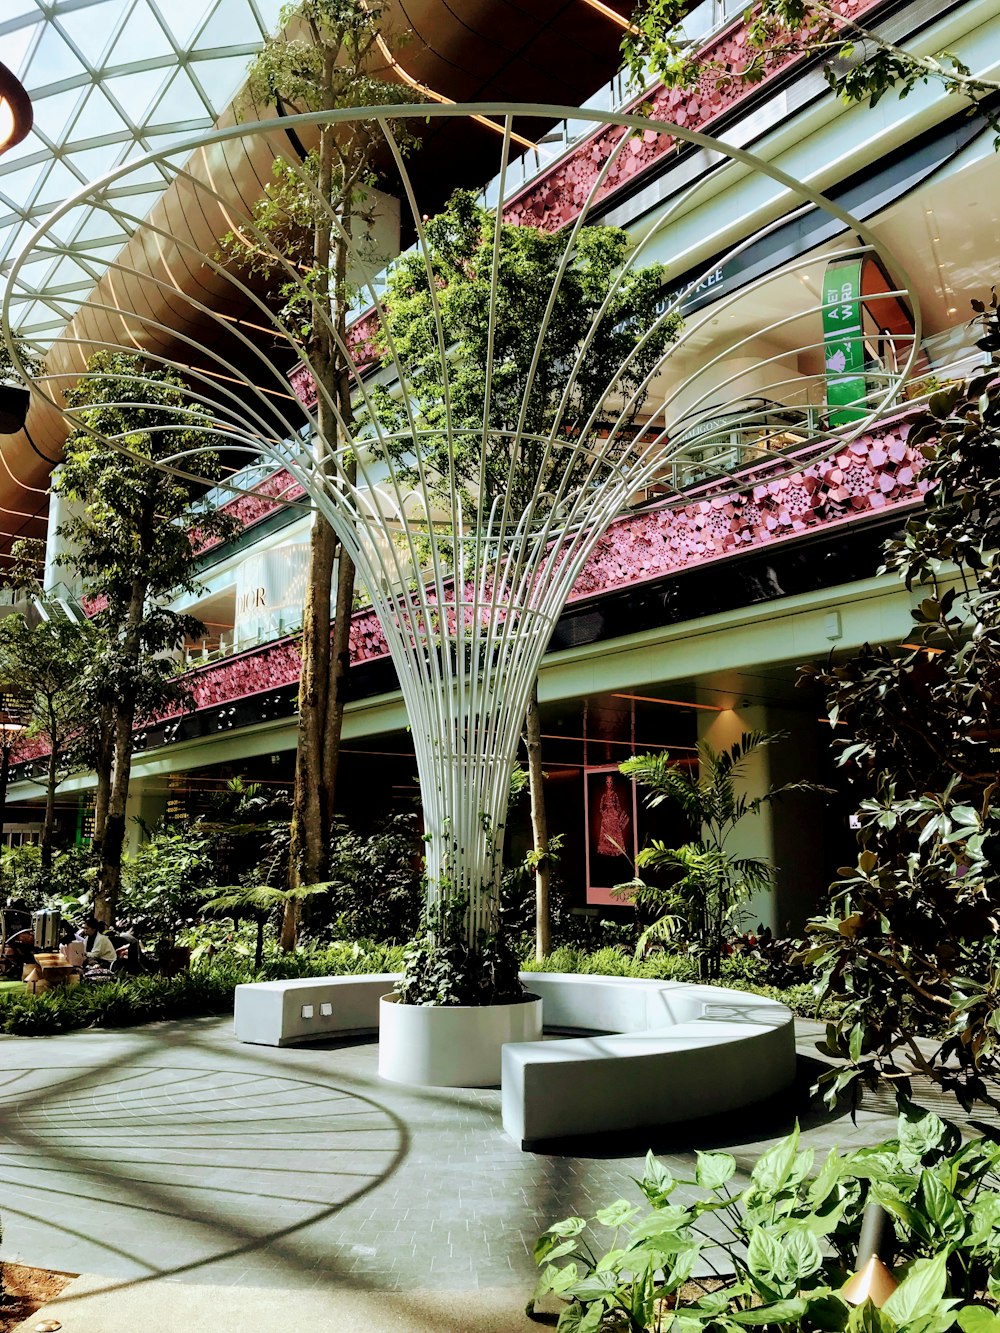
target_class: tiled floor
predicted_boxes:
[0,1016,898,1293]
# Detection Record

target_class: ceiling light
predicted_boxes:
[611,692,726,712]
[0,60,31,156]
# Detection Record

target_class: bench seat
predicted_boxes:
[233,970,796,1149]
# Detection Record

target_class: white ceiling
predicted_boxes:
[0,0,283,341]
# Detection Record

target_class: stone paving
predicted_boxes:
[0,1015,900,1295]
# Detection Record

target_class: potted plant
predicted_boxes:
[378,894,542,1087]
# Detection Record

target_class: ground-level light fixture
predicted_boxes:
[842,1201,898,1307]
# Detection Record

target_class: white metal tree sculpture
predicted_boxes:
[3,104,919,960]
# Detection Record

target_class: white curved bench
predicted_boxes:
[504,972,795,1147]
[233,970,795,1149]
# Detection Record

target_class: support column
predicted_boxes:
[697,704,776,934]
[122,777,168,859]
[695,701,830,935]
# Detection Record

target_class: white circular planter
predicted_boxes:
[378,993,543,1087]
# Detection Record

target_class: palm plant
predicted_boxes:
[620,731,800,979]
[201,882,332,970]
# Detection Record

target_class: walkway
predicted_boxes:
[0,1015,901,1328]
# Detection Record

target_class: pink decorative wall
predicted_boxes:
[572,414,923,602]
[13,412,926,767]
[286,0,885,401]
[193,468,306,555]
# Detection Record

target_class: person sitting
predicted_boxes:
[77,916,118,969]
[110,926,146,975]
[1,927,36,977]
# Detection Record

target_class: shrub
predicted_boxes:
[532,1101,1000,1333]
[0,939,827,1036]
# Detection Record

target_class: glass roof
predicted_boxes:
[0,0,284,342]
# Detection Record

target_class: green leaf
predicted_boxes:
[595,1199,638,1228]
[642,1149,676,1201]
[847,1301,898,1333]
[747,1227,784,1280]
[548,1216,587,1238]
[809,1149,845,1207]
[751,1125,801,1196]
[807,1292,852,1332]
[733,1298,809,1324]
[897,1101,947,1165]
[784,1227,824,1281]
[883,1253,949,1327]
[696,1151,737,1190]
[958,1310,1000,1333]
[918,1171,966,1243]
[533,1260,581,1300]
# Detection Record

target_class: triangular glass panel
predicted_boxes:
[114,154,175,190]
[54,0,126,67]
[255,0,284,34]
[24,23,83,93]
[190,53,254,113]
[107,1,175,69]
[71,206,129,244]
[0,163,45,212]
[3,0,41,22]
[105,185,168,226]
[0,129,43,175]
[32,86,88,145]
[149,68,208,126]
[70,86,127,144]
[152,0,209,49]
[47,254,102,292]
[193,0,263,52]
[103,67,170,123]
[4,20,41,81]
[66,143,129,186]
[35,159,89,211]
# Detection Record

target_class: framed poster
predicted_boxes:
[584,764,639,906]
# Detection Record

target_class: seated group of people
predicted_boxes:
[2,915,146,979]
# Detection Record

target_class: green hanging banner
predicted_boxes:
[823,257,867,427]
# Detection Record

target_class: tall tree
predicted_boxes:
[0,615,91,868]
[622,0,1000,144]
[368,189,680,957]
[220,0,412,948]
[802,294,1000,1108]
[57,350,236,923]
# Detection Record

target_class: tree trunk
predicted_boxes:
[0,740,10,877]
[95,576,146,926]
[40,740,59,871]
[285,512,337,949]
[94,710,136,926]
[91,701,114,851]
[525,679,551,961]
[283,122,357,953]
[255,914,265,970]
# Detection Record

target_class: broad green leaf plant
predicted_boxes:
[619,732,814,979]
[532,1102,1000,1333]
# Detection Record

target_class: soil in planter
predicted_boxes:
[0,1263,74,1332]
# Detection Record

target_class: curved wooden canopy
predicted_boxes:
[1,0,635,554]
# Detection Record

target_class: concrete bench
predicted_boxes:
[234,973,401,1046]
[233,970,795,1150]
[504,972,795,1147]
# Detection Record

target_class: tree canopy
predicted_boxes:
[367,189,680,520]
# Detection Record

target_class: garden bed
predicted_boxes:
[0,1262,73,1332]
[0,941,836,1038]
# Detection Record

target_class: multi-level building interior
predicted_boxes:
[1,0,997,929]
